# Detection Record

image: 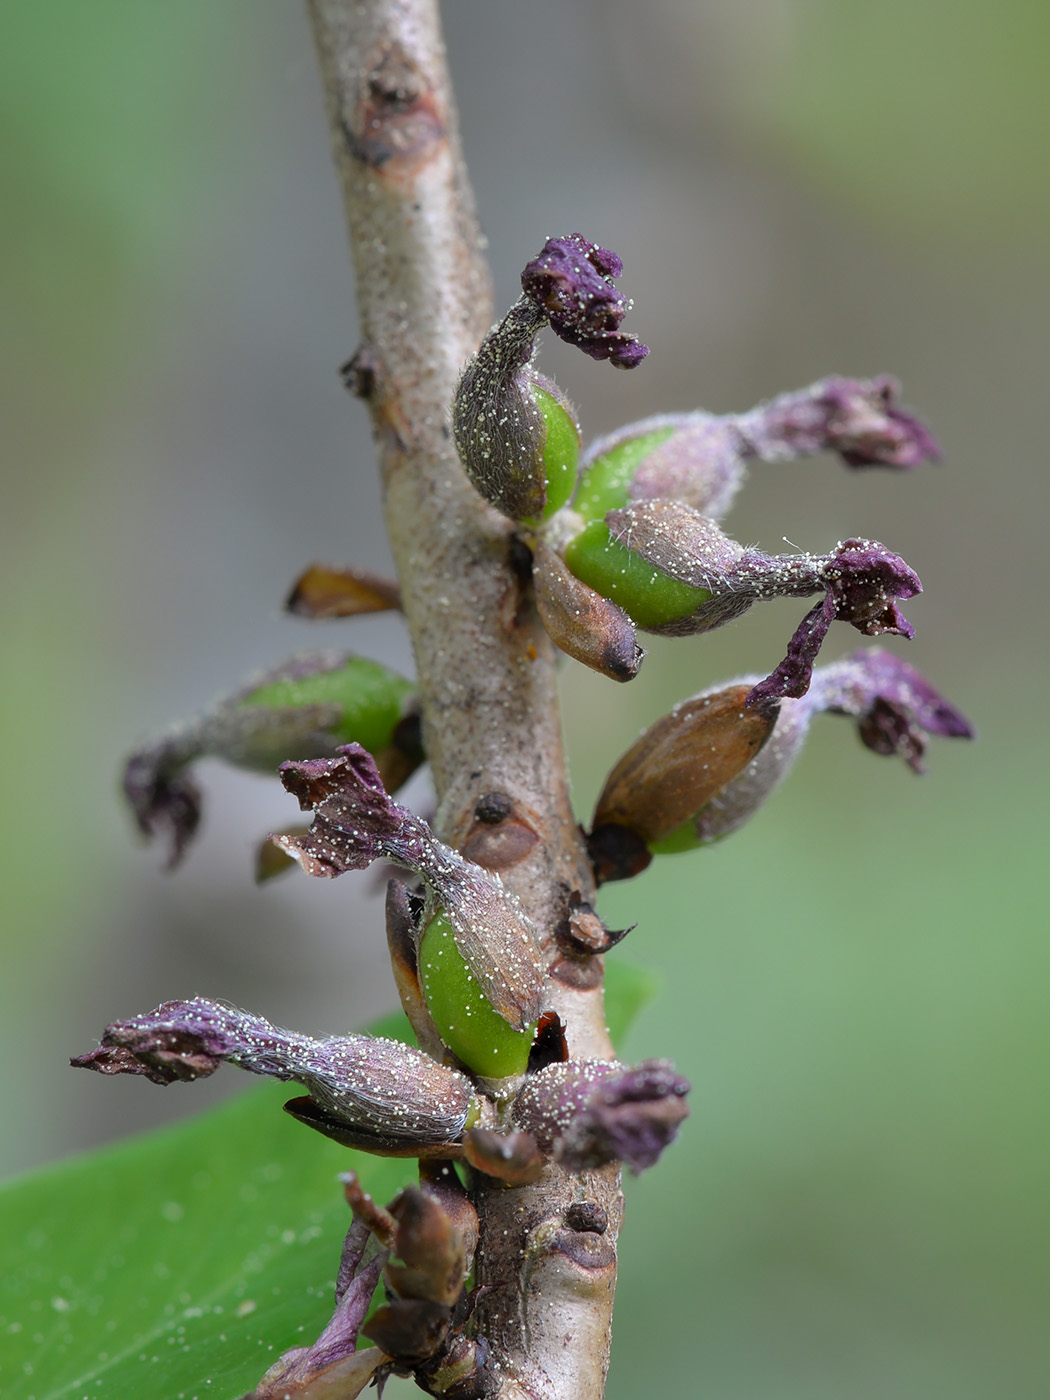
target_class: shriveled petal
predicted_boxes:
[736,375,940,470]
[747,538,922,703]
[276,746,544,1030]
[520,235,649,368]
[245,1220,388,1400]
[72,998,473,1150]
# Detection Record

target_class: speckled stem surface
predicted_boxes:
[307,3,620,1396]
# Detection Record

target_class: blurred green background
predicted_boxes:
[1,2,1046,1396]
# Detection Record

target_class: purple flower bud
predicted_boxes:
[513,1058,690,1174]
[72,998,474,1153]
[275,745,544,1030]
[122,651,420,869]
[520,235,649,368]
[604,500,921,697]
[691,649,974,843]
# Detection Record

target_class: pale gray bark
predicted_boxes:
[307,2,621,1396]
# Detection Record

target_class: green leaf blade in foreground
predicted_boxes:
[0,969,656,1400]
[0,1079,410,1400]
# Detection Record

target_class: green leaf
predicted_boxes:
[0,1040,413,1399]
[605,957,661,1051]
[0,977,658,1400]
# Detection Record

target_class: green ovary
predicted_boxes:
[419,910,536,1078]
[240,658,413,753]
[563,521,711,629]
[531,386,580,521]
[647,821,704,855]
[572,426,675,522]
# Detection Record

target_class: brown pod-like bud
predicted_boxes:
[419,1161,480,1276]
[285,562,402,618]
[462,1127,545,1185]
[591,684,777,847]
[385,1186,467,1307]
[361,1298,451,1364]
[533,539,643,682]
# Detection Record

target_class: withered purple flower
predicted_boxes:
[275,744,544,1030]
[736,374,940,470]
[122,650,421,869]
[602,499,920,696]
[246,1219,388,1400]
[452,233,647,522]
[72,997,475,1155]
[575,375,939,523]
[513,1058,690,1174]
[520,235,650,368]
[684,649,973,846]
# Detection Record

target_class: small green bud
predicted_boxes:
[238,655,413,757]
[563,520,711,629]
[418,909,537,1079]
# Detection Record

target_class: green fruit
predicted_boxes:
[240,657,413,755]
[531,386,580,522]
[572,426,674,522]
[419,910,536,1078]
[563,520,712,629]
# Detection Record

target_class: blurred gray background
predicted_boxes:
[2,2,1047,1396]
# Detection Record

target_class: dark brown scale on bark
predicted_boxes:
[586,821,653,885]
[550,954,604,990]
[339,343,380,399]
[345,44,445,173]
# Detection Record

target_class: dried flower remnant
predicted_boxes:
[573,375,939,524]
[625,650,974,854]
[285,563,402,618]
[122,651,421,869]
[520,236,649,368]
[452,234,647,523]
[72,998,475,1155]
[585,499,922,697]
[513,1058,690,1174]
[246,1218,388,1400]
[275,744,544,1038]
